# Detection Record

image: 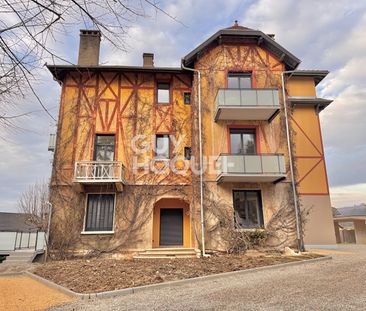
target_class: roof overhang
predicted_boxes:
[46,64,186,82]
[182,29,301,70]
[214,106,280,122]
[288,96,333,112]
[334,216,366,222]
[289,70,329,85]
[217,173,287,183]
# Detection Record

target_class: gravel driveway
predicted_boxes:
[49,245,366,311]
[0,275,74,311]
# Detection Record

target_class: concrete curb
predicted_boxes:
[0,271,24,276]
[4,256,331,300]
[26,272,82,298]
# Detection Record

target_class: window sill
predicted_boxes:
[234,228,265,232]
[81,231,115,235]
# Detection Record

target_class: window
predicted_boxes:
[85,194,115,232]
[184,92,191,105]
[229,128,256,154]
[94,135,115,161]
[228,73,252,89]
[157,83,170,104]
[155,135,170,159]
[233,190,263,229]
[184,147,191,160]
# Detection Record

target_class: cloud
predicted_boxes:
[330,183,366,208]
[242,0,366,198]
[0,129,52,212]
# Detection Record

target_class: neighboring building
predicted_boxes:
[334,204,366,244]
[47,23,336,256]
[0,212,37,232]
[0,212,45,254]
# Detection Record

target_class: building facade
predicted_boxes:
[48,24,336,256]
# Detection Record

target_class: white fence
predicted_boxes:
[0,231,45,252]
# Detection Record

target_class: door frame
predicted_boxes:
[152,198,191,248]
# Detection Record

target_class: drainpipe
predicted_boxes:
[181,59,206,257]
[281,70,304,252]
[44,201,53,262]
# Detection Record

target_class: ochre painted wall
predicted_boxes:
[195,44,288,181]
[287,77,335,245]
[53,71,193,186]
[50,39,336,252]
[50,71,197,253]
[291,107,329,195]
[287,77,316,97]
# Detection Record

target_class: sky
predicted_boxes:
[1,0,366,212]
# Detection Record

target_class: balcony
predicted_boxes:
[214,89,280,122]
[74,161,126,191]
[216,154,286,183]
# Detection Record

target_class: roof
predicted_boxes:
[332,207,341,217]
[335,205,366,217]
[182,23,301,70]
[0,212,38,232]
[225,21,253,31]
[46,64,186,82]
[288,97,333,112]
[289,70,329,85]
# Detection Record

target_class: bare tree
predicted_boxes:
[0,0,181,128]
[17,180,49,230]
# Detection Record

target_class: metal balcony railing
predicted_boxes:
[74,161,125,183]
[216,153,286,182]
[215,88,280,107]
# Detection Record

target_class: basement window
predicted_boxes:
[85,194,115,232]
[157,83,170,104]
[233,190,263,229]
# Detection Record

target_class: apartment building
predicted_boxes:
[47,23,336,257]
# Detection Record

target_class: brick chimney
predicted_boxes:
[78,30,101,66]
[143,53,154,67]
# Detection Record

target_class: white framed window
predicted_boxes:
[94,135,115,161]
[157,83,170,104]
[83,194,115,233]
[233,190,264,229]
[155,134,170,159]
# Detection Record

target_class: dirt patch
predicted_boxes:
[0,275,74,311]
[33,253,322,294]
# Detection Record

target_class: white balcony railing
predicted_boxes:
[74,161,125,183]
[216,154,286,183]
[214,88,280,121]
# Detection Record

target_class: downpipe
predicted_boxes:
[181,59,208,257]
[44,201,53,262]
[281,70,304,252]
